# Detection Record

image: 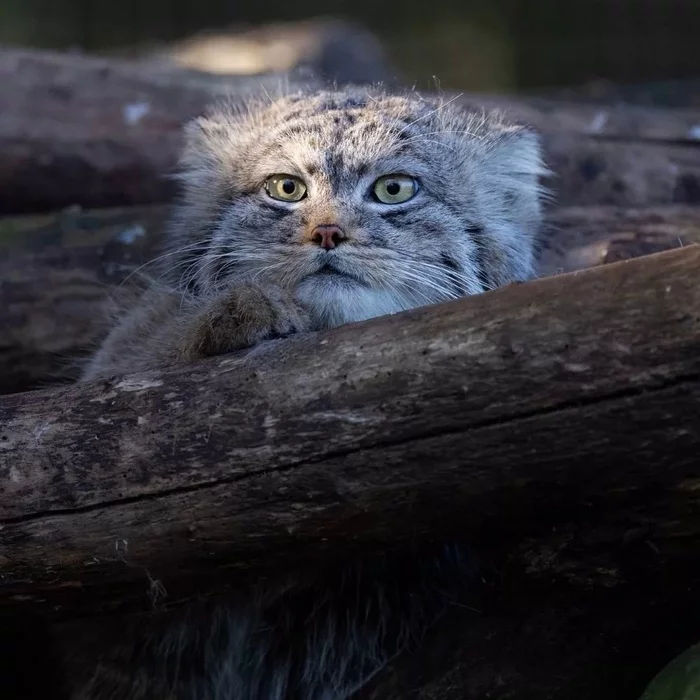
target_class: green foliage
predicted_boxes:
[640,643,700,700]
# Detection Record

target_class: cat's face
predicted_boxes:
[169,90,548,328]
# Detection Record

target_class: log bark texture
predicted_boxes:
[2,204,699,395]
[0,46,318,215]
[4,45,700,212]
[0,206,167,395]
[1,245,699,619]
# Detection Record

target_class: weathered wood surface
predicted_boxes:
[537,204,700,273]
[1,245,699,618]
[0,206,167,395]
[3,45,700,213]
[2,203,699,395]
[535,77,700,109]
[0,46,318,215]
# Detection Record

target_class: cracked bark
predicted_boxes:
[1,245,699,621]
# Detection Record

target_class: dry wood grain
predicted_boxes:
[0,245,699,619]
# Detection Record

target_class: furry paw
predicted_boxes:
[181,284,309,359]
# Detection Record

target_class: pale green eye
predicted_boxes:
[372,174,418,204]
[264,174,307,202]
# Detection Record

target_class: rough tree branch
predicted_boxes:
[1,245,699,618]
[1,203,698,394]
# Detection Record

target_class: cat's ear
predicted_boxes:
[178,109,241,176]
[482,124,552,224]
[488,125,550,183]
[473,123,551,287]
[181,113,232,156]
[173,115,231,195]
[184,113,230,143]
[182,97,249,148]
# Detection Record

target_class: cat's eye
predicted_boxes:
[372,174,418,204]
[264,175,307,202]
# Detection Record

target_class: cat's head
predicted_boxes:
[168,88,549,328]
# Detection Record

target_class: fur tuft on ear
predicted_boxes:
[495,127,551,222]
[174,104,251,200]
[180,112,234,165]
[457,115,552,288]
[482,121,552,197]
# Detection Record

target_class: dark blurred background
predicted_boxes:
[0,0,699,102]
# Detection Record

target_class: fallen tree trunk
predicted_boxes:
[0,245,699,618]
[3,45,700,212]
[0,47,319,215]
[0,206,167,395]
[1,203,698,395]
[537,203,700,273]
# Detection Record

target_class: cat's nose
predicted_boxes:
[310,224,347,250]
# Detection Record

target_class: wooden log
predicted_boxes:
[534,77,700,109]
[1,203,698,396]
[537,204,700,273]
[0,46,318,215]
[0,206,167,395]
[3,45,700,213]
[1,245,699,619]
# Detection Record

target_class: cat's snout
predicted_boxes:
[309,224,347,250]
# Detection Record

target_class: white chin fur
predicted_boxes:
[295,274,414,329]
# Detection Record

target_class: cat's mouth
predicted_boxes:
[314,255,363,283]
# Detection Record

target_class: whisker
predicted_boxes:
[401,128,484,145]
[361,254,485,298]
[398,93,464,135]
[385,266,463,302]
[396,138,458,153]
[117,240,212,290]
